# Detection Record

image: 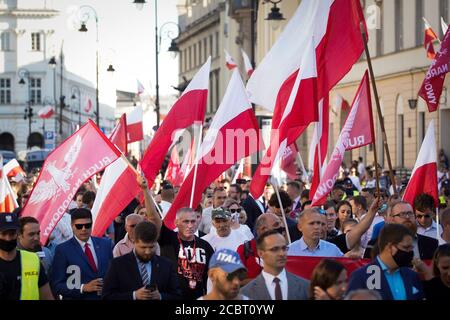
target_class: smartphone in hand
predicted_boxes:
[145,284,157,292]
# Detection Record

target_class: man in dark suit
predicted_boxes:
[51,208,113,300]
[242,193,265,233]
[348,224,424,300]
[241,230,309,300]
[364,200,438,260]
[102,221,181,300]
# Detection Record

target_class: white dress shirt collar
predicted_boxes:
[261,268,288,300]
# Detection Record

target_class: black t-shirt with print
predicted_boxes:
[0,251,48,300]
[158,224,214,300]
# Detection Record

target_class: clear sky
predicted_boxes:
[50,0,179,103]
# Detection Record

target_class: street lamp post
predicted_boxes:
[18,68,33,147]
[264,0,285,30]
[71,86,81,126]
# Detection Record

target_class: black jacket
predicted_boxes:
[102,252,181,300]
[242,195,265,232]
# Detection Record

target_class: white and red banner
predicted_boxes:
[241,49,254,77]
[164,146,182,186]
[140,58,210,187]
[38,105,55,119]
[403,120,439,208]
[126,106,143,143]
[4,159,26,182]
[280,143,299,180]
[248,0,367,199]
[163,70,263,229]
[0,158,18,212]
[21,120,121,244]
[442,17,449,37]
[418,26,450,112]
[109,113,128,154]
[84,98,93,113]
[137,80,145,96]
[423,17,438,60]
[311,71,374,206]
[91,156,140,237]
[225,49,237,70]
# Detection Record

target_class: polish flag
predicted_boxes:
[140,58,210,187]
[164,146,182,186]
[38,105,55,119]
[280,143,299,180]
[334,94,350,112]
[4,159,26,182]
[418,26,450,112]
[174,139,195,186]
[163,70,263,229]
[137,80,145,96]
[232,158,245,184]
[441,17,448,37]
[309,96,330,200]
[248,0,367,199]
[91,156,140,237]
[21,120,121,244]
[311,71,374,206]
[84,98,93,113]
[403,120,438,208]
[126,106,144,143]
[109,114,128,154]
[241,49,254,77]
[225,50,238,70]
[0,158,18,212]
[423,17,438,60]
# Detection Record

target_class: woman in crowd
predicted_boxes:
[335,200,352,233]
[423,244,450,300]
[309,259,348,300]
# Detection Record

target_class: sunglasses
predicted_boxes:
[416,214,431,219]
[74,223,92,230]
[226,270,247,282]
[229,208,242,213]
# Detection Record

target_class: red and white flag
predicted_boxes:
[38,105,55,119]
[232,158,245,184]
[91,156,140,237]
[84,98,93,113]
[109,114,128,154]
[140,58,210,187]
[442,17,449,37]
[164,146,182,186]
[309,96,330,200]
[126,106,144,143]
[311,71,374,206]
[419,25,450,112]
[225,49,237,70]
[280,143,299,180]
[334,94,350,112]
[137,80,145,96]
[403,120,438,208]
[163,69,264,229]
[241,49,254,77]
[0,158,18,212]
[248,0,367,199]
[174,139,195,186]
[423,17,438,60]
[4,159,26,182]
[21,120,121,244]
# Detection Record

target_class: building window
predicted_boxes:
[209,35,213,57]
[215,31,219,58]
[416,0,424,46]
[376,2,383,56]
[180,50,183,73]
[440,0,449,38]
[188,46,192,70]
[396,95,404,168]
[204,38,207,60]
[395,0,403,51]
[198,40,202,64]
[0,78,11,104]
[31,32,41,51]
[193,43,197,67]
[215,70,219,110]
[208,71,213,113]
[30,78,41,104]
[1,32,10,51]
[184,49,187,72]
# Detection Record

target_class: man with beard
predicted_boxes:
[364,200,438,260]
[0,212,54,300]
[18,217,53,276]
[102,221,181,300]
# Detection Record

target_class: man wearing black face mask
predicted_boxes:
[0,212,54,300]
[347,224,424,300]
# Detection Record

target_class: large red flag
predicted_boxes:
[21,120,121,244]
[165,146,182,186]
[418,26,450,112]
[311,71,374,206]
[280,143,299,180]
[248,0,367,199]
[0,158,18,212]
[109,113,128,154]
[126,106,144,143]
[423,17,438,60]
[140,58,210,186]
[163,70,264,229]
[403,120,438,208]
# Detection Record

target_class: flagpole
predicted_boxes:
[189,122,203,208]
[273,183,291,245]
[360,22,397,196]
[436,207,440,241]
[295,152,309,184]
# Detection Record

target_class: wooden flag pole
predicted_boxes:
[360,22,397,196]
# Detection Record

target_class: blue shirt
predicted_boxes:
[376,256,407,300]
[287,237,344,257]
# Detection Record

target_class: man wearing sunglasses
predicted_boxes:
[414,193,443,242]
[51,208,113,300]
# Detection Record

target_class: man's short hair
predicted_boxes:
[351,195,368,211]
[19,216,39,234]
[287,181,301,191]
[300,200,312,211]
[230,184,242,194]
[175,207,194,219]
[213,187,226,194]
[388,200,410,217]
[323,200,337,211]
[378,224,414,252]
[125,213,143,224]
[298,207,322,221]
[300,189,310,199]
[256,229,283,250]
[414,193,435,212]
[345,289,382,300]
[268,190,292,209]
[70,208,92,223]
[82,191,96,204]
[134,221,158,243]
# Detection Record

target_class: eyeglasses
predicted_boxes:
[226,270,247,282]
[392,211,415,219]
[229,208,242,213]
[74,223,92,230]
[416,214,431,219]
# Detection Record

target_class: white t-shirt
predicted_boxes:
[208,224,254,241]
[201,229,246,251]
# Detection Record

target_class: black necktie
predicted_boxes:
[273,277,282,300]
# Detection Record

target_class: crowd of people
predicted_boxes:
[1,155,450,301]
